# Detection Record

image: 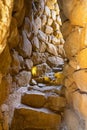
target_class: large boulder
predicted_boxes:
[0,0,13,54]
[73,69,87,92]
[63,0,87,26]
[64,26,87,59]
[76,48,87,69]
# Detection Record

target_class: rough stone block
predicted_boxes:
[21,91,46,108]
[11,105,61,130]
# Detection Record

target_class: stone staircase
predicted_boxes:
[10,66,66,130]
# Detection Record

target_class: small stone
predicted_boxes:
[40,42,47,53]
[56,15,62,25]
[52,21,60,31]
[45,25,53,34]
[51,10,56,21]
[47,18,53,26]
[46,43,58,56]
[31,52,47,65]
[47,56,64,67]
[58,44,65,57]
[30,79,37,85]
[35,17,41,30]
[11,50,21,74]
[41,15,47,26]
[51,35,60,45]
[48,35,52,43]
[32,21,38,35]
[38,30,48,42]
[38,83,45,88]
[19,31,32,58]
[54,3,60,15]
[32,36,40,51]
[25,59,33,70]
[44,6,51,17]
[24,17,32,35]
[35,63,52,77]
[15,71,31,87]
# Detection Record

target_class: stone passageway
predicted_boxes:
[1,0,87,130]
[10,0,66,130]
[0,0,66,129]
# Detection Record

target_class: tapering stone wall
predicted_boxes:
[60,0,87,129]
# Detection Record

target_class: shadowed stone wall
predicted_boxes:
[59,0,87,129]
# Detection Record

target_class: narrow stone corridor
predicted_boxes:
[1,0,87,130]
[9,0,66,129]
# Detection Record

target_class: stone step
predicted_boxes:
[11,104,61,130]
[21,89,66,112]
[21,91,46,108]
[28,85,64,95]
[46,94,66,112]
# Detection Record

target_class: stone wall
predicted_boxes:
[60,0,87,129]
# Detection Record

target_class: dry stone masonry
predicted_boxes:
[2,0,87,129]
[10,0,66,130]
[59,0,87,130]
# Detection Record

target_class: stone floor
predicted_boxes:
[10,66,66,130]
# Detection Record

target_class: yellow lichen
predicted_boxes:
[31,66,37,76]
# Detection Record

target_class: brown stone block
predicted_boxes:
[63,0,87,26]
[72,91,87,117]
[11,105,61,130]
[76,48,87,69]
[73,69,87,91]
[21,91,46,108]
[64,26,87,59]
[47,95,66,111]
